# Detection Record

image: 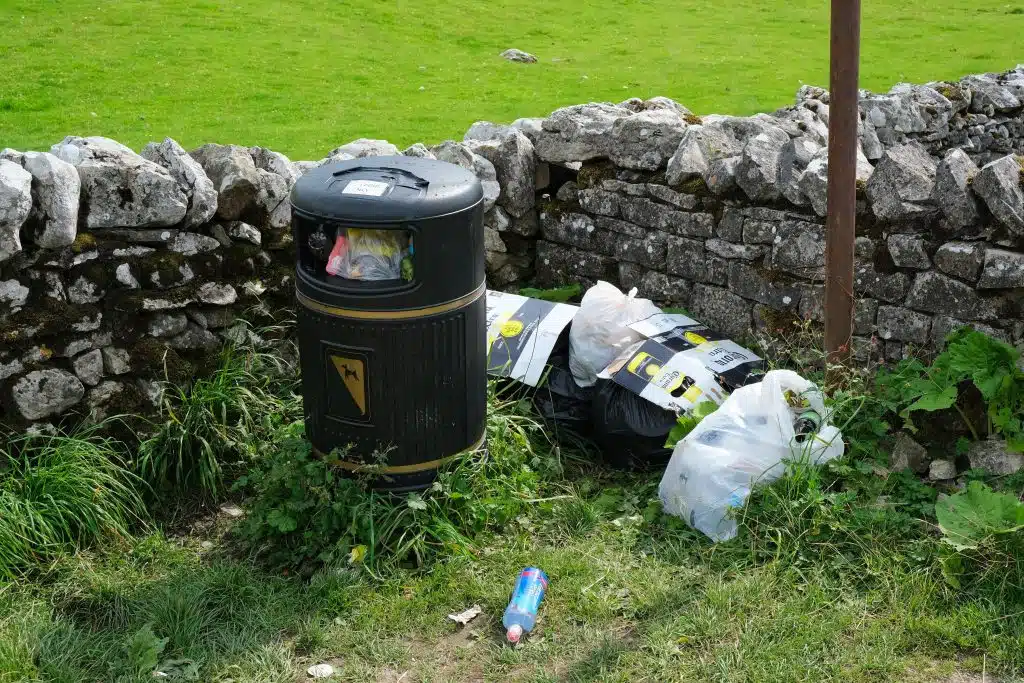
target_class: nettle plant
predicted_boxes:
[883,328,1024,452]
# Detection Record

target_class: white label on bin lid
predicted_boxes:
[342,179,390,196]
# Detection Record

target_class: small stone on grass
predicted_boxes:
[500,48,537,63]
[307,663,334,679]
[220,503,244,518]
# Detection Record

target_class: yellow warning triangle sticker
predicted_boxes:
[331,356,366,415]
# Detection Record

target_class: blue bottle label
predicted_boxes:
[509,567,548,616]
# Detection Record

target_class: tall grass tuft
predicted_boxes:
[137,331,302,499]
[0,426,148,580]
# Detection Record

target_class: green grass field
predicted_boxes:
[1,0,1023,160]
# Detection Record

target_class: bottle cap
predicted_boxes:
[506,624,523,644]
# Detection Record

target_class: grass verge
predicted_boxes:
[233,384,589,573]
[3,322,1024,680]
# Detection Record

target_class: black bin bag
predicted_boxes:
[532,331,595,438]
[591,379,678,471]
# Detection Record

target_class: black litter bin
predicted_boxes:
[291,156,487,491]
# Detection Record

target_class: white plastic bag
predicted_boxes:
[568,281,661,387]
[658,369,845,542]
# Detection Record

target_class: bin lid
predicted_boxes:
[290,155,484,223]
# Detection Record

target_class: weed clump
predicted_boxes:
[0,426,147,580]
[136,333,301,499]
[233,386,581,572]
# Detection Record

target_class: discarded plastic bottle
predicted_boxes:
[792,408,823,443]
[503,567,548,643]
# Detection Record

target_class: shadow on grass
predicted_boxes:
[2,543,342,683]
[563,633,633,683]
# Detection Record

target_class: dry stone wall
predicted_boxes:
[0,137,305,430]
[479,66,1024,363]
[3,65,1024,429]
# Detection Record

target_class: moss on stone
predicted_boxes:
[142,251,194,288]
[264,229,294,252]
[538,198,564,220]
[855,178,868,201]
[96,382,144,417]
[683,112,703,125]
[221,244,263,279]
[576,162,616,189]
[0,297,78,352]
[753,261,800,286]
[71,232,97,254]
[757,305,801,334]
[934,82,967,105]
[96,388,152,445]
[71,260,114,292]
[130,337,194,384]
[677,176,709,196]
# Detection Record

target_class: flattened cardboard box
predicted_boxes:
[598,338,728,414]
[628,313,764,390]
[485,294,765,412]
[485,290,577,387]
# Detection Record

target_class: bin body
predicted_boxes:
[290,156,487,491]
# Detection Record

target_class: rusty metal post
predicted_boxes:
[824,0,861,367]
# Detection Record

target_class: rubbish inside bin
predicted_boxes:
[568,281,660,387]
[400,236,415,282]
[308,226,332,262]
[325,232,349,272]
[658,369,845,542]
[324,228,413,281]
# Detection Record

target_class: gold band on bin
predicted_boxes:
[296,281,485,321]
[314,431,487,475]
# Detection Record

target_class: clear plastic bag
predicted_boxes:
[658,369,845,542]
[325,228,407,280]
[568,281,661,388]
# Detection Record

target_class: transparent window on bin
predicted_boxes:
[308,225,414,282]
